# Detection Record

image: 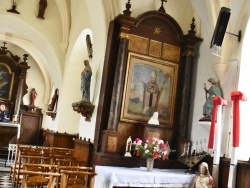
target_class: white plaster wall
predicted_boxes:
[234,0,250,161]
[55,0,107,142]
[191,23,217,147]
[191,0,249,160]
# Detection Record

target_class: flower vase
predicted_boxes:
[146,158,154,172]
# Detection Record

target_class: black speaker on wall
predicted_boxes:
[210,7,231,51]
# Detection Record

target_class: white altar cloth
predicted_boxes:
[94,166,195,188]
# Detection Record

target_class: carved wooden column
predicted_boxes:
[13,54,30,122]
[100,14,136,153]
[173,18,202,153]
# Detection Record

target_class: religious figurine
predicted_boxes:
[86,35,93,59]
[190,162,215,188]
[29,88,37,107]
[124,136,132,157]
[48,88,59,111]
[81,60,92,102]
[200,78,222,121]
[37,0,47,19]
[148,111,159,125]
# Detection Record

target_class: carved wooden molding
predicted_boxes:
[72,101,95,122]
[45,111,56,120]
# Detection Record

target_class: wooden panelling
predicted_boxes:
[94,152,187,169]
[135,123,172,144]
[44,129,77,149]
[18,109,43,145]
[73,138,93,166]
[218,157,230,188]
[236,160,250,188]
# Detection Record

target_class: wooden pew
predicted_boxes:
[60,170,97,188]
[20,170,60,188]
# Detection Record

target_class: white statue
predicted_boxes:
[148,111,159,125]
[124,136,132,157]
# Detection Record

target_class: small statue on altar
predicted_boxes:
[190,162,215,188]
[29,88,37,107]
[124,136,132,157]
[148,111,159,125]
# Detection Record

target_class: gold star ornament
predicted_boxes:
[153,26,162,35]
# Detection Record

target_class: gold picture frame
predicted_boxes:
[121,53,178,126]
[0,63,14,101]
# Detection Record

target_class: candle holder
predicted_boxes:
[178,141,208,174]
[178,152,207,174]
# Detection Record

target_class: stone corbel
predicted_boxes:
[72,101,95,122]
[45,111,56,120]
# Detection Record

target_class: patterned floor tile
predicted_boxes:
[0,171,13,188]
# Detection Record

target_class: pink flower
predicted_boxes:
[132,137,172,160]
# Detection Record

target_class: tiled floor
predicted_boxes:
[0,163,13,188]
[0,159,13,188]
[0,171,13,188]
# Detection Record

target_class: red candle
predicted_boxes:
[208,97,227,149]
[230,91,246,147]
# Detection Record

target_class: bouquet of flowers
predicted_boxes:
[132,137,171,160]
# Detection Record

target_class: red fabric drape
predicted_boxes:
[230,91,246,147]
[208,97,227,149]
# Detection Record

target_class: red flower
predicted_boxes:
[153,152,159,159]
[136,150,141,157]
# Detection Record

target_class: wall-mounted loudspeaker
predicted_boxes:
[210,7,231,51]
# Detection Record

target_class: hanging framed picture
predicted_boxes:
[0,63,14,101]
[120,53,178,126]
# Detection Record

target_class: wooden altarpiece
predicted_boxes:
[0,42,29,146]
[0,42,43,146]
[93,3,202,168]
[0,42,29,120]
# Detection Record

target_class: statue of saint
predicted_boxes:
[190,162,215,188]
[124,136,132,157]
[48,88,59,111]
[30,88,37,107]
[81,60,92,102]
[37,0,47,19]
[200,78,222,121]
[148,111,159,125]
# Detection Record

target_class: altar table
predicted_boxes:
[0,123,20,147]
[94,166,195,188]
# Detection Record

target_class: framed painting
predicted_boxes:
[121,53,178,126]
[0,63,14,101]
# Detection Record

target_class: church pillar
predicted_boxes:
[100,14,136,153]
[173,18,202,155]
[13,54,30,122]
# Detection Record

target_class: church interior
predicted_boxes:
[0,0,250,187]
